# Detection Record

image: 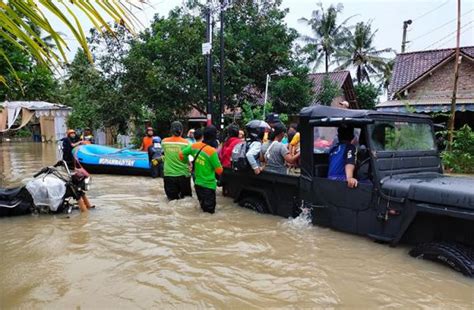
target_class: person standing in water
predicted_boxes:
[61,129,82,167]
[161,121,192,200]
[180,126,223,214]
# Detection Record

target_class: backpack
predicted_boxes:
[231,141,249,171]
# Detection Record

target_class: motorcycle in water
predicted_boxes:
[0,161,92,217]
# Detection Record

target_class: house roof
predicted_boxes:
[308,71,358,108]
[388,46,474,99]
[308,71,351,93]
[376,98,474,113]
[300,104,429,120]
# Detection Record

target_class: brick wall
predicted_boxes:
[405,58,474,100]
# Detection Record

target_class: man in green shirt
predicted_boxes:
[162,121,192,200]
[180,126,223,214]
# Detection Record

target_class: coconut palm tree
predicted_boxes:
[299,3,353,73]
[335,22,394,84]
[0,1,145,86]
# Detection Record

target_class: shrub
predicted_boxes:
[441,125,474,174]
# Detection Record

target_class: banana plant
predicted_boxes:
[0,0,145,86]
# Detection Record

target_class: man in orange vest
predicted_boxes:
[140,127,155,151]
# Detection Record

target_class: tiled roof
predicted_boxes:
[388,46,474,99]
[308,71,351,93]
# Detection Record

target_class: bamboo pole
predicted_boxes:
[447,0,461,152]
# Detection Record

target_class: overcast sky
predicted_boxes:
[57,0,474,69]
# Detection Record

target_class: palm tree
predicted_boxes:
[335,22,394,84]
[299,3,352,73]
[0,1,145,86]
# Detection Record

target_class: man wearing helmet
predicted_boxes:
[245,124,265,175]
[140,127,155,151]
[61,129,82,167]
[161,121,192,200]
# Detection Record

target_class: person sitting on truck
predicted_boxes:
[219,124,241,168]
[261,123,300,174]
[246,125,265,175]
[328,125,358,188]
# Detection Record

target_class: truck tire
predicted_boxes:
[409,242,474,277]
[239,196,268,214]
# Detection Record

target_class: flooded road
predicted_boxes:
[0,142,472,308]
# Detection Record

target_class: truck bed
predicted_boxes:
[221,168,300,218]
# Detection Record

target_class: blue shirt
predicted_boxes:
[328,143,356,181]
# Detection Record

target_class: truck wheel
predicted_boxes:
[239,196,268,214]
[409,242,474,277]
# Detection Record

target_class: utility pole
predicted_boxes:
[219,0,225,130]
[447,0,461,151]
[205,2,213,126]
[401,19,412,53]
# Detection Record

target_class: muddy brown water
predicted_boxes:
[0,142,472,309]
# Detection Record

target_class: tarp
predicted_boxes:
[0,101,71,140]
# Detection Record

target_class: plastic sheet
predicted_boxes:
[26,175,66,212]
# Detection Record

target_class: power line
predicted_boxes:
[412,0,450,22]
[430,24,474,50]
[423,20,474,50]
[410,8,474,42]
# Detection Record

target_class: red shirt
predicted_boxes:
[219,137,241,168]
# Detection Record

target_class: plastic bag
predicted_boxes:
[26,175,66,212]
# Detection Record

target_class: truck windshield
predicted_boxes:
[368,121,436,152]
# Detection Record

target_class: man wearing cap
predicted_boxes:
[328,126,358,188]
[180,125,223,214]
[261,123,300,174]
[161,121,192,200]
[263,113,281,143]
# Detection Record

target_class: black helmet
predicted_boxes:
[246,125,265,141]
[170,121,183,136]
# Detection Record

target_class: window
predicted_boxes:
[368,121,435,152]
[313,127,361,153]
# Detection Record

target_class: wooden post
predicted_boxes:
[447,0,461,152]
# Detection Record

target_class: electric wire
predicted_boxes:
[412,0,450,22]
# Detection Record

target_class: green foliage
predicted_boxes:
[222,0,299,102]
[441,125,474,173]
[354,82,379,110]
[0,37,58,102]
[335,22,393,84]
[241,101,287,125]
[384,123,435,151]
[299,3,352,72]
[122,8,207,122]
[13,128,31,138]
[316,74,341,106]
[270,65,314,114]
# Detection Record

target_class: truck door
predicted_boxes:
[305,126,375,235]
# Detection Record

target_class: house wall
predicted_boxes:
[406,58,474,100]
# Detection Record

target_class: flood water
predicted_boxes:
[0,142,472,308]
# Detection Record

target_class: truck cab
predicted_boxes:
[222,105,474,276]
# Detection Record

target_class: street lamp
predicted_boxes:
[263,69,292,119]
